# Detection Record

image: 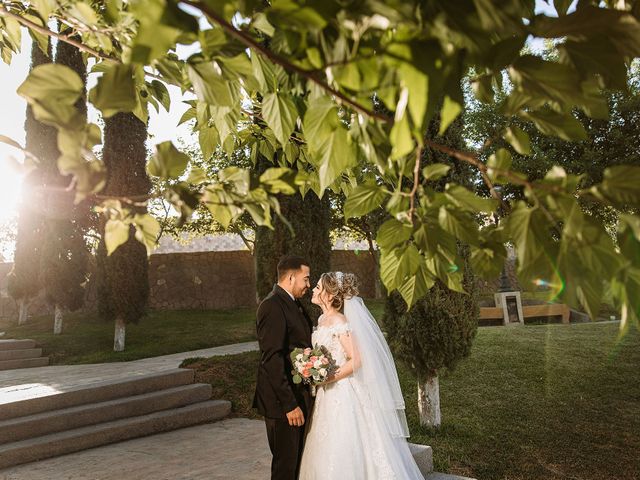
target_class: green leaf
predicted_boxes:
[438,206,478,244]
[303,97,339,153]
[504,202,558,286]
[187,165,208,184]
[520,109,587,142]
[333,63,361,91]
[344,181,388,219]
[31,0,57,20]
[262,92,298,147]
[187,62,235,107]
[471,75,494,103]
[400,62,429,131]
[589,165,640,208]
[202,188,239,229]
[147,141,189,179]
[105,219,130,255]
[380,244,421,291]
[504,125,531,155]
[425,253,465,293]
[487,148,513,184]
[444,184,497,213]
[129,0,195,63]
[439,95,462,135]
[133,213,160,254]
[89,62,137,117]
[198,124,219,161]
[268,3,327,32]
[67,2,99,26]
[316,127,357,195]
[376,218,412,250]
[2,17,21,49]
[260,168,297,195]
[390,111,414,160]
[397,261,435,307]
[17,63,84,127]
[422,163,450,181]
[219,167,250,195]
[251,53,278,92]
[150,80,171,112]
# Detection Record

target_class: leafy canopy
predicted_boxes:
[1,0,640,331]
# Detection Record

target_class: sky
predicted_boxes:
[0,0,563,259]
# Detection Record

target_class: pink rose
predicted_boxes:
[304,348,312,355]
[302,369,311,378]
[321,357,329,365]
[305,361,313,368]
[310,356,318,362]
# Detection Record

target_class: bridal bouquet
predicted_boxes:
[290,346,337,396]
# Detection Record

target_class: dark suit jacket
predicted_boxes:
[253,284,313,419]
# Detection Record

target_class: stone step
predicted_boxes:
[409,442,434,475]
[0,357,49,372]
[0,399,231,470]
[0,348,43,362]
[0,369,195,421]
[0,383,213,445]
[425,473,477,480]
[0,340,36,351]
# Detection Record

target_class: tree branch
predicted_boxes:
[179,0,389,122]
[423,139,513,212]
[0,5,116,61]
[408,146,422,222]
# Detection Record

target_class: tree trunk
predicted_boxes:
[418,373,441,428]
[113,318,126,352]
[53,304,63,335]
[18,299,28,325]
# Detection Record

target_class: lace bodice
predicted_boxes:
[312,321,351,367]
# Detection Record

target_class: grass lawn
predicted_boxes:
[0,300,385,365]
[0,308,257,364]
[182,321,640,480]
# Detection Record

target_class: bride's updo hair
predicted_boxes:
[319,271,359,311]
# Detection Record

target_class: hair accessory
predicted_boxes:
[335,271,344,290]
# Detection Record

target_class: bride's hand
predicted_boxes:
[318,371,339,386]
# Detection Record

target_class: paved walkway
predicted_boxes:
[0,418,271,480]
[0,418,472,480]
[0,341,476,480]
[0,341,259,405]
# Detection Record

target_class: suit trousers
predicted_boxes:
[265,417,306,480]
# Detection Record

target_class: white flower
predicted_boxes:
[296,354,303,361]
[313,360,322,369]
[319,368,327,377]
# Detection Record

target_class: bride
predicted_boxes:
[299,271,424,479]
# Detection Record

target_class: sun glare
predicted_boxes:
[0,156,25,222]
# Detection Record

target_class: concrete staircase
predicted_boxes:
[0,340,49,371]
[0,369,230,469]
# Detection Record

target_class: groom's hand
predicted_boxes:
[286,407,305,427]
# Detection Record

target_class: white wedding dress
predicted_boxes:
[299,297,424,480]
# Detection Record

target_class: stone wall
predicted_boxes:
[0,250,380,318]
[149,251,257,310]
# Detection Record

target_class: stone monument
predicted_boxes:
[494,265,524,325]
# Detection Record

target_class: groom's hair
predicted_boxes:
[277,255,310,280]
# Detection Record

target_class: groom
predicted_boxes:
[253,255,313,480]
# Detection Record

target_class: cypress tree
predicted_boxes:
[39,35,90,335]
[7,40,55,325]
[383,258,478,427]
[96,112,150,351]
